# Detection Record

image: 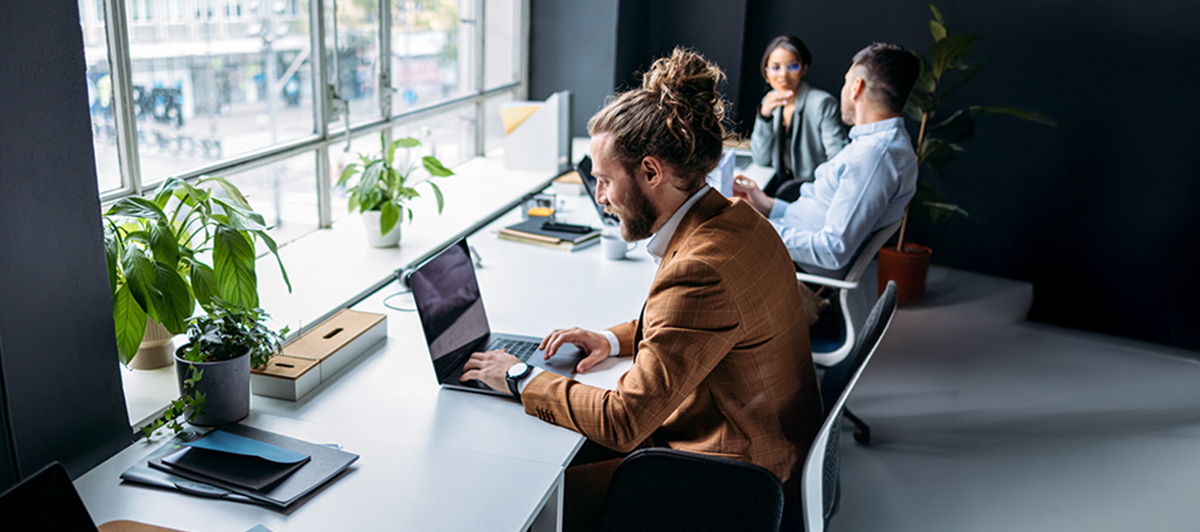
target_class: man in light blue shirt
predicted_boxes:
[734,43,920,278]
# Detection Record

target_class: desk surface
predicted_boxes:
[85,144,778,531]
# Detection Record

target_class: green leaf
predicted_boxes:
[929,34,982,80]
[919,138,961,169]
[392,136,421,149]
[938,64,985,102]
[359,161,385,197]
[112,283,148,365]
[190,262,219,312]
[927,108,977,143]
[906,90,936,116]
[348,194,361,214]
[212,197,271,232]
[104,227,121,296]
[213,226,258,309]
[198,175,252,210]
[106,197,168,224]
[924,201,970,219]
[147,221,180,269]
[915,55,935,95]
[422,156,454,177]
[122,246,159,318]
[337,164,360,187]
[930,3,945,25]
[930,20,947,41]
[153,261,193,333]
[969,105,1057,126]
[257,232,292,293]
[380,201,401,235]
[427,181,444,214]
[388,167,403,189]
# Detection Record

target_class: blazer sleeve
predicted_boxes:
[521,258,740,452]
[817,95,849,160]
[750,106,778,167]
[607,319,638,357]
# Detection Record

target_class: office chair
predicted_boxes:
[798,219,902,444]
[597,448,785,532]
[780,282,898,532]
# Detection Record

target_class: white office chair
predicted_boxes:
[790,282,897,532]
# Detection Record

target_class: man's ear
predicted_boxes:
[640,155,663,185]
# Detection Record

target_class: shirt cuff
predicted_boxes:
[769,198,790,220]
[602,330,621,357]
[517,367,544,394]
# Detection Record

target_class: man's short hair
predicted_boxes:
[851,43,920,114]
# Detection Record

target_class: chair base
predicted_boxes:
[844,408,870,445]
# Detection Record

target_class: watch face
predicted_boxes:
[507,362,529,378]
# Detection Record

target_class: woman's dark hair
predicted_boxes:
[759,35,812,82]
[851,42,920,114]
[587,47,732,191]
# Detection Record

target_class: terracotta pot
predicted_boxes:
[878,243,932,306]
[362,210,401,248]
[128,317,175,370]
[175,344,251,426]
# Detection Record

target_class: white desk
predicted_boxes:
[82,143,663,532]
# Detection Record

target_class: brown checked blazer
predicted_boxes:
[521,189,823,481]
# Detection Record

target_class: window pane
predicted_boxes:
[331,0,381,125]
[330,106,475,226]
[126,0,315,181]
[81,0,123,193]
[390,0,468,114]
[221,150,320,247]
[484,0,517,89]
[483,90,513,153]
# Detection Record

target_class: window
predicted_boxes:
[85,0,527,239]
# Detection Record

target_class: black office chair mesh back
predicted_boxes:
[598,448,784,532]
[819,281,897,412]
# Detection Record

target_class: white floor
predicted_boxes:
[834,268,1200,532]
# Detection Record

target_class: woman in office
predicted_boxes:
[749,35,849,201]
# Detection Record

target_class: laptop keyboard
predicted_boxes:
[486,338,540,362]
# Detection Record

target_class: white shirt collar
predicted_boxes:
[646,186,710,264]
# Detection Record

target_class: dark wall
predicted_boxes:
[742,0,1200,350]
[0,0,133,490]
[528,0,620,137]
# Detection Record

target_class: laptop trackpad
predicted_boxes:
[532,343,584,377]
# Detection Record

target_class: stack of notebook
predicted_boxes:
[498,216,600,252]
[123,423,359,508]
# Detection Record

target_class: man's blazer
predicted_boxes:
[521,189,823,481]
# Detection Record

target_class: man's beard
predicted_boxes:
[605,182,658,241]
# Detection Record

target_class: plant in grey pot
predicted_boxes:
[879,3,1055,305]
[104,176,291,368]
[337,132,454,247]
[140,302,287,437]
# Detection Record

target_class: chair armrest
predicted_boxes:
[795,272,858,290]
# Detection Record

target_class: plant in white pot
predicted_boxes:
[337,132,454,247]
[140,301,288,437]
[103,176,290,368]
[881,3,1055,305]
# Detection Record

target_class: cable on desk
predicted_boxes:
[382,288,417,312]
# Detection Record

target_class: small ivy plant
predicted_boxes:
[337,132,455,236]
[138,302,288,439]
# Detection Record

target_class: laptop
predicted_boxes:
[405,239,585,395]
[576,156,620,227]
[0,462,101,531]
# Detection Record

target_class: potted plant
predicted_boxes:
[879,3,1055,305]
[139,301,288,437]
[337,132,454,247]
[103,176,291,368]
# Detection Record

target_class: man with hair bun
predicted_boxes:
[461,47,822,529]
[735,42,921,278]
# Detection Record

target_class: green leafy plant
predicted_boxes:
[896,3,1056,249]
[138,302,288,438]
[337,132,455,236]
[103,176,291,364]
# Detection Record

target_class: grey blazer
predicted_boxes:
[750,81,849,184]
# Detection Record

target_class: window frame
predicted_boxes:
[95,0,531,234]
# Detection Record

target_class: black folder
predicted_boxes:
[128,423,358,508]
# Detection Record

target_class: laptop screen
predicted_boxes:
[0,462,99,531]
[576,156,620,226]
[406,240,491,380]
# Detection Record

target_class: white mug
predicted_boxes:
[601,233,637,260]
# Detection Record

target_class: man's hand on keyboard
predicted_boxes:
[460,349,519,394]
[539,327,610,374]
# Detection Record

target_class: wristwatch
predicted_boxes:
[506,362,534,400]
